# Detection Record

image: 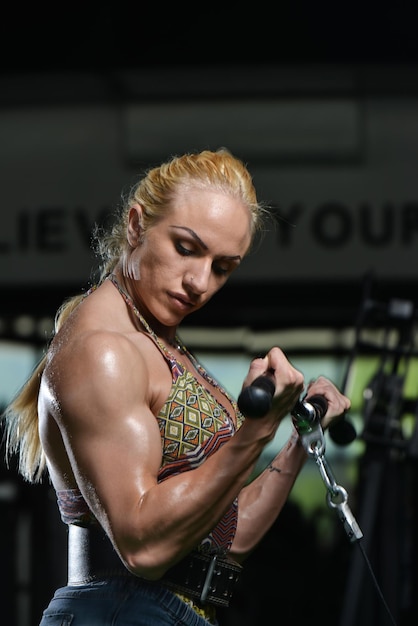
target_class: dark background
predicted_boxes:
[3,6,418,74]
[1,6,418,625]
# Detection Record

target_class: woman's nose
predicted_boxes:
[184,264,210,293]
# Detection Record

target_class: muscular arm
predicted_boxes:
[230,375,351,560]
[231,430,307,560]
[42,334,306,579]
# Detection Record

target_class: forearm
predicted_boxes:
[230,429,307,561]
[108,421,278,578]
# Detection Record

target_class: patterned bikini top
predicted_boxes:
[57,274,244,553]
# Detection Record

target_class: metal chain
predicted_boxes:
[299,424,363,543]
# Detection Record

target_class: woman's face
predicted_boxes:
[126,186,252,328]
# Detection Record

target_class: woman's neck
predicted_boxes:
[108,272,183,352]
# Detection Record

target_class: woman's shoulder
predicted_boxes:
[41,323,154,423]
[44,291,146,381]
[42,282,171,408]
[49,321,146,379]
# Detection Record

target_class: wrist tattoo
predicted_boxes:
[267,462,282,474]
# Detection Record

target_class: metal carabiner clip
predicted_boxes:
[299,423,326,457]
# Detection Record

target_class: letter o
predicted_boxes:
[312,204,352,247]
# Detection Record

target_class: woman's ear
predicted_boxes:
[127,204,143,247]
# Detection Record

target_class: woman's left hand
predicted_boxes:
[304,376,351,431]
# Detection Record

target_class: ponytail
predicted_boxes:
[2,293,86,483]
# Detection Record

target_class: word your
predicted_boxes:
[273,202,418,247]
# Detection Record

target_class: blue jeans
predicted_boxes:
[38,576,219,625]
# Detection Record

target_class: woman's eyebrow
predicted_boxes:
[170,225,208,249]
[170,225,242,261]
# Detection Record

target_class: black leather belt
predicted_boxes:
[67,524,242,608]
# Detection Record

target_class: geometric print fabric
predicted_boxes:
[158,369,231,464]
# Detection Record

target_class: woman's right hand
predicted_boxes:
[239,348,305,425]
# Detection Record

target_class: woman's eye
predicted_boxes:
[213,264,231,277]
[176,242,193,256]
[175,241,234,277]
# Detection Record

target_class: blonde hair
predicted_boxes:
[95,148,265,278]
[2,148,267,483]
